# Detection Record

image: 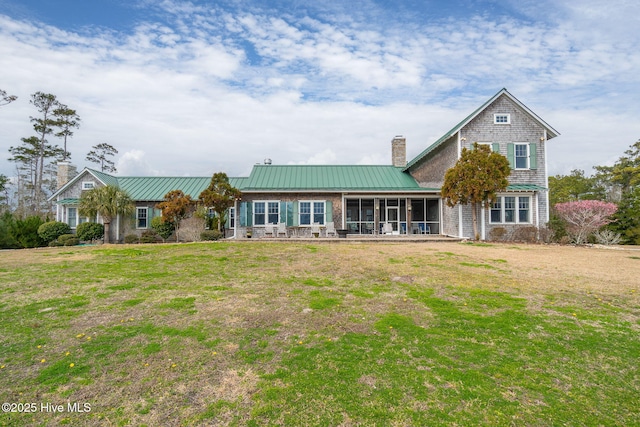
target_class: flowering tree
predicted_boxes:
[555,200,617,244]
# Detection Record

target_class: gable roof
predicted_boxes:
[241,165,431,192]
[49,168,248,202]
[404,88,560,171]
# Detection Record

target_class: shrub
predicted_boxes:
[511,226,538,243]
[55,234,80,246]
[13,216,46,248]
[0,212,19,249]
[76,222,104,242]
[594,229,622,245]
[124,234,140,244]
[488,227,507,242]
[151,216,174,242]
[547,213,568,243]
[201,230,223,241]
[140,230,159,243]
[38,221,72,244]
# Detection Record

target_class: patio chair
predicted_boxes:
[311,223,321,237]
[411,223,420,234]
[264,225,275,237]
[418,223,431,235]
[325,221,336,237]
[277,222,288,238]
[382,222,393,234]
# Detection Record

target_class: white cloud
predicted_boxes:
[116,150,160,176]
[0,0,639,184]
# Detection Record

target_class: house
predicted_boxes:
[49,88,559,241]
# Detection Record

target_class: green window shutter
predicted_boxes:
[280,202,287,224]
[529,143,537,169]
[325,201,333,222]
[292,201,299,226]
[286,202,294,226]
[240,202,253,227]
[507,143,515,169]
[225,209,231,228]
[492,143,500,153]
[239,202,247,227]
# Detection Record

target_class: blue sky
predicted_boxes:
[0,0,638,179]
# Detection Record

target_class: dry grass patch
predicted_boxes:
[0,241,639,426]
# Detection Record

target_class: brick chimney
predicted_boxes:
[57,161,77,189]
[391,136,406,167]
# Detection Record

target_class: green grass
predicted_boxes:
[0,242,638,426]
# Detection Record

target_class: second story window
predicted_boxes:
[515,144,528,169]
[494,114,510,124]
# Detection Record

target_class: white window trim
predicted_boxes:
[81,181,95,190]
[494,113,511,124]
[136,207,149,229]
[514,143,530,170]
[253,200,280,226]
[299,200,326,226]
[229,207,235,229]
[490,195,532,224]
[67,206,78,229]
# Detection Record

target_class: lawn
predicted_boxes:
[0,241,639,426]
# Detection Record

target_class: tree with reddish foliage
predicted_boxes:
[555,200,618,244]
[156,190,194,242]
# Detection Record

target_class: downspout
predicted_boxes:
[457,132,464,238]
[543,130,550,223]
[481,202,486,240]
[341,194,346,229]
[232,200,238,239]
[535,192,540,229]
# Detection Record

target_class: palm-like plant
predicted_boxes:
[79,185,134,243]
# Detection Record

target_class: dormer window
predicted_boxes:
[494,114,510,124]
[82,181,95,190]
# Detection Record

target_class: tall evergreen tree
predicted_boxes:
[8,136,64,214]
[53,104,80,161]
[86,143,118,173]
[30,92,61,211]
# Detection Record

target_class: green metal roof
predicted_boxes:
[507,184,546,191]
[57,198,80,205]
[241,165,430,192]
[87,168,120,187]
[117,176,248,201]
[404,88,560,171]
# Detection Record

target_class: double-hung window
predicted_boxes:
[490,196,531,224]
[253,201,279,226]
[67,207,78,228]
[515,144,528,169]
[137,207,148,229]
[299,201,325,225]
